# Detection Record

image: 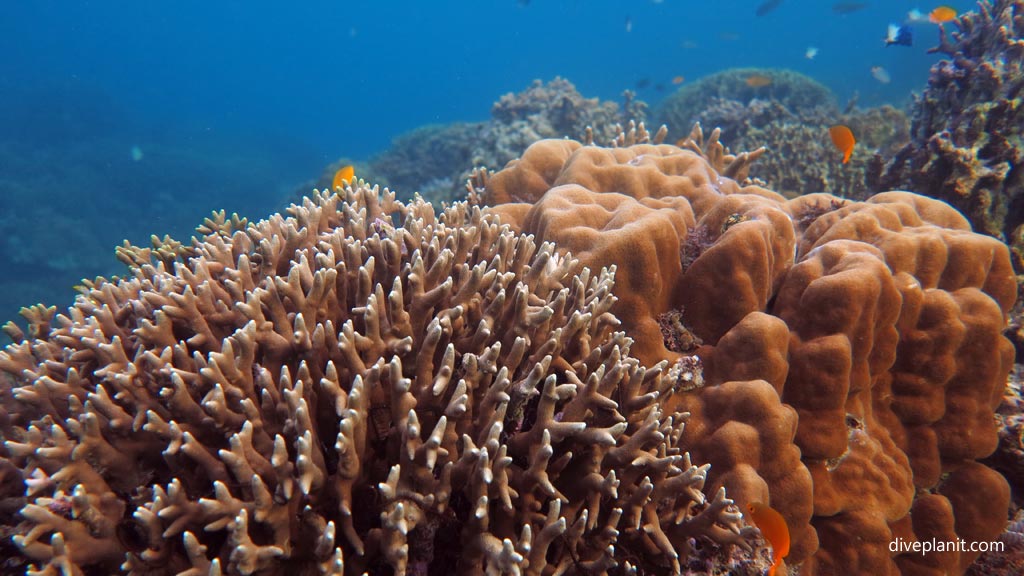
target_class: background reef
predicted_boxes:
[871,0,1024,299]
[655,68,910,199]
[299,78,647,206]
[304,74,910,208]
[0,0,978,322]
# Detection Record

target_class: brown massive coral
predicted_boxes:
[0,184,759,574]
[479,129,1016,575]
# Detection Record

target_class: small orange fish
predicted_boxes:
[745,74,772,88]
[747,502,790,576]
[332,165,355,189]
[672,75,685,85]
[929,6,957,23]
[829,125,856,163]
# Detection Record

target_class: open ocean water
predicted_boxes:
[0,0,974,324]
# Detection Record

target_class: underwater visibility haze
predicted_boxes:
[2,1,1023,575]
[0,0,976,320]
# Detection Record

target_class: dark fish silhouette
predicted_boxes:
[756,0,783,16]
[832,2,869,14]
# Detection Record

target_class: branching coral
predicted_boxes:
[481,132,1016,575]
[0,184,759,574]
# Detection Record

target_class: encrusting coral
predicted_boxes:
[479,124,1017,576]
[0,183,763,574]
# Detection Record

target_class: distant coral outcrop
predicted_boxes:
[656,67,910,199]
[302,77,647,205]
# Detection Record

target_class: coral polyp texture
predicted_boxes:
[479,127,1017,575]
[871,0,1024,270]
[0,185,761,575]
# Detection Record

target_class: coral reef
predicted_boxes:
[655,68,909,199]
[487,77,647,163]
[0,184,763,574]
[302,78,647,205]
[870,0,1024,273]
[339,124,487,205]
[655,68,837,142]
[479,129,1016,575]
[741,104,909,199]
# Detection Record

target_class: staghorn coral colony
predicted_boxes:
[0,184,764,574]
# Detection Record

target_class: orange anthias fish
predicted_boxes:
[747,502,790,576]
[746,74,773,88]
[672,75,685,85]
[829,125,856,163]
[929,6,958,23]
[332,165,356,189]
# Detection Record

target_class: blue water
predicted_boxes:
[0,0,976,324]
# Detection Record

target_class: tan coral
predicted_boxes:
[0,184,759,575]
[481,135,1016,575]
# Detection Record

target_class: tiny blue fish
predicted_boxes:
[884,23,913,47]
